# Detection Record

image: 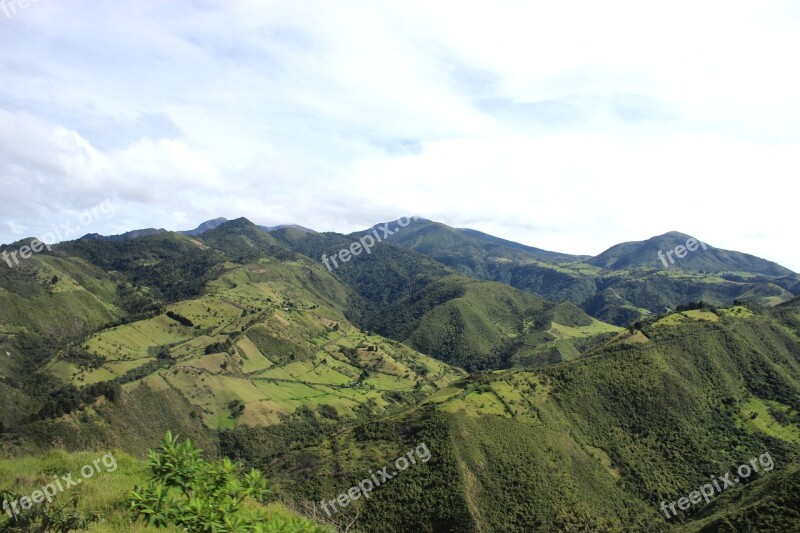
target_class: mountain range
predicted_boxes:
[79,217,317,241]
[73,217,800,328]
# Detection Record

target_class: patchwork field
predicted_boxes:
[53,263,466,430]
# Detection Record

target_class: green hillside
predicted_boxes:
[374,219,581,274]
[246,300,800,532]
[589,231,793,275]
[367,275,620,370]
[370,221,799,326]
[1,220,799,532]
[0,445,332,532]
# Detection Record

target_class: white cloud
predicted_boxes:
[0,0,798,270]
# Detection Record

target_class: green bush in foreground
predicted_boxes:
[129,432,326,533]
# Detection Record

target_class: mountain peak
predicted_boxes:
[78,228,167,242]
[656,231,695,240]
[589,232,792,276]
[179,217,229,236]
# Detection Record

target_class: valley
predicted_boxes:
[1,218,799,532]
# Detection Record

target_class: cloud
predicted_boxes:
[0,0,798,270]
[5,221,25,235]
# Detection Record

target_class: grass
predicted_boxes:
[549,318,622,338]
[0,449,176,532]
[683,309,720,322]
[35,262,464,432]
[0,448,329,532]
[440,388,508,417]
[252,380,328,410]
[84,316,195,361]
[167,298,244,333]
[740,397,800,444]
[236,335,274,373]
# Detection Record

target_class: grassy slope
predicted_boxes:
[255,304,800,532]
[10,257,465,453]
[371,222,800,326]
[370,276,621,371]
[0,448,328,532]
[0,254,122,338]
[3,223,800,531]
[0,254,126,432]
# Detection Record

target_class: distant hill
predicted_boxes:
[376,218,582,277]
[459,226,590,262]
[179,217,229,236]
[257,223,317,234]
[77,218,316,242]
[588,231,793,275]
[199,217,291,261]
[19,215,800,328]
[359,275,620,370]
[80,228,167,241]
[373,222,799,324]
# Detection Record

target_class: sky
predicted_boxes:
[1,0,799,271]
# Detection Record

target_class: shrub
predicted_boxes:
[0,489,99,532]
[129,432,327,532]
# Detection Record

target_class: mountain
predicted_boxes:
[55,218,800,326]
[230,298,800,532]
[1,222,465,447]
[179,216,229,236]
[377,218,583,276]
[269,223,453,313]
[365,275,620,370]
[589,231,793,275]
[369,220,799,325]
[78,218,316,242]
[257,223,317,234]
[459,226,590,262]
[80,228,167,241]
[199,217,292,261]
[267,221,620,369]
[2,217,800,532]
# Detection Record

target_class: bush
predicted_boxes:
[0,489,99,532]
[129,432,327,532]
[166,311,195,328]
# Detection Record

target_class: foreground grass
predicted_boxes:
[0,448,323,532]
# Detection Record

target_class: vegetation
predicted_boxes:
[129,432,327,532]
[0,489,99,532]
[361,220,800,325]
[1,218,799,531]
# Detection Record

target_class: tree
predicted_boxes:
[228,399,245,418]
[129,432,327,532]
